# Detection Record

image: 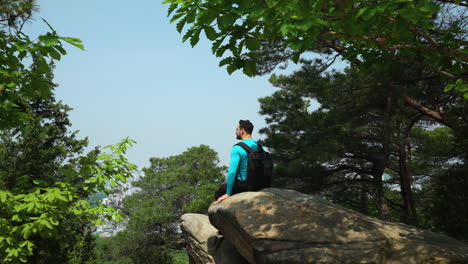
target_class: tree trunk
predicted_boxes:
[373,95,392,221]
[398,141,417,225]
[373,167,391,220]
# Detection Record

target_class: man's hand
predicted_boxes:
[216,194,230,203]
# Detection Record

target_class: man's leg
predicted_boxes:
[232,181,249,195]
[214,184,227,201]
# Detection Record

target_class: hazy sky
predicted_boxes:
[25,0,327,169]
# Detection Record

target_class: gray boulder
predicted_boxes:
[180,213,248,264]
[208,188,468,264]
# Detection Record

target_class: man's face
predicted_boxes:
[236,125,243,140]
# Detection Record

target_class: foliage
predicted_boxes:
[93,232,174,264]
[165,0,466,77]
[0,2,140,262]
[418,164,468,242]
[94,145,225,264]
[93,237,189,264]
[257,59,466,229]
[164,0,468,226]
[170,250,189,264]
[164,0,468,134]
[0,1,83,129]
[0,136,137,263]
[411,127,468,241]
[259,61,390,216]
[1,85,88,263]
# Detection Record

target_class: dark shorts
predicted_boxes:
[214,181,249,201]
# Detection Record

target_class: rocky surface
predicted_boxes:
[208,188,468,264]
[180,213,248,264]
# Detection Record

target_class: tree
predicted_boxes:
[99,145,225,264]
[165,0,467,131]
[419,164,468,242]
[163,0,468,228]
[408,126,468,241]
[259,61,395,219]
[0,2,137,263]
[0,134,137,263]
[258,59,464,227]
[0,88,92,263]
[0,0,83,129]
[0,92,138,263]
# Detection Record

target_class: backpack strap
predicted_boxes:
[236,141,264,152]
[233,142,255,182]
[236,142,253,153]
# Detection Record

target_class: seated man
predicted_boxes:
[215,120,258,203]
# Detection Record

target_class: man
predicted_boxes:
[215,120,258,203]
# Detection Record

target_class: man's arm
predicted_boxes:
[216,146,240,203]
[225,146,241,195]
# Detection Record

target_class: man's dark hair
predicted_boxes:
[239,120,254,135]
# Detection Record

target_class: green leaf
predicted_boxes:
[186,10,197,23]
[0,191,10,203]
[227,63,237,75]
[245,37,261,51]
[14,41,29,52]
[39,33,59,47]
[289,40,303,51]
[97,154,112,160]
[197,10,217,25]
[42,219,53,229]
[399,8,419,23]
[292,52,301,63]
[114,213,124,222]
[219,14,237,29]
[444,83,455,92]
[211,36,226,55]
[59,37,85,51]
[22,226,32,239]
[41,18,56,33]
[12,214,21,221]
[219,57,233,67]
[182,27,196,42]
[419,2,439,13]
[265,0,278,8]
[280,24,294,35]
[362,8,377,21]
[356,7,368,18]
[167,3,178,17]
[263,10,276,24]
[48,48,61,60]
[176,17,187,33]
[170,12,185,23]
[204,26,217,41]
[215,44,230,57]
[53,45,67,55]
[243,59,257,77]
[190,28,202,47]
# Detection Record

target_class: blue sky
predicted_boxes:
[24,0,326,169]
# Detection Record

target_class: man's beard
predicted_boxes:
[236,134,241,140]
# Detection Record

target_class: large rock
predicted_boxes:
[180,213,248,264]
[208,188,468,264]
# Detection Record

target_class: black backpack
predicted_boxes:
[235,142,273,191]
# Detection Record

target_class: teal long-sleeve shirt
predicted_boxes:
[226,138,258,195]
